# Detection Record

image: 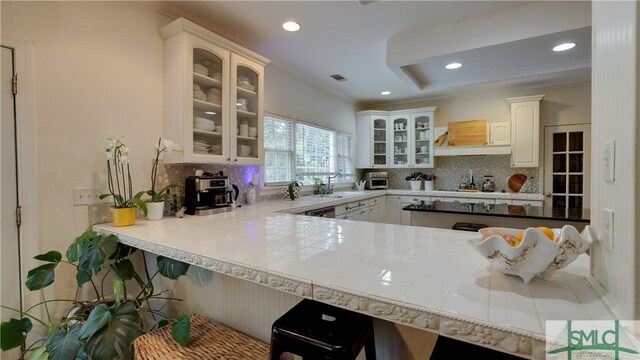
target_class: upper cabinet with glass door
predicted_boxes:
[355,111,390,168]
[389,108,435,168]
[159,18,269,164]
[231,55,264,165]
[391,114,410,167]
[412,110,434,168]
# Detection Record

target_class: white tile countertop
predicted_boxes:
[95,191,608,359]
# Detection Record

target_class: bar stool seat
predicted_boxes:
[270,299,376,360]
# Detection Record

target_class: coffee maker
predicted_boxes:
[184,172,235,215]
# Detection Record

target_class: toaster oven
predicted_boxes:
[364,172,388,190]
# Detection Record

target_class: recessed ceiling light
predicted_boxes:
[282,21,301,32]
[205,111,216,115]
[553,42,576,52]
[445,62,462,70]
[381,91,391,95]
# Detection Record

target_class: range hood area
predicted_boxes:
[433,120,511,157]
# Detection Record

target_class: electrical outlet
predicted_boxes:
[601,208,614,251]
[73,187,99,206]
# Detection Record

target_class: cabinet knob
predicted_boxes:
[545,192,552,197]
[234,159,238,162]
[227,158,231,162]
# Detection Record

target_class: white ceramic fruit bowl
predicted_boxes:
[469,225,595,284]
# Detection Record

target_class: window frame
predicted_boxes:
[262,113,354,188]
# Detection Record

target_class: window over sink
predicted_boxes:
[263,114,354,186]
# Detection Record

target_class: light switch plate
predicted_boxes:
[603,141,615,182]
[601,208,614,251]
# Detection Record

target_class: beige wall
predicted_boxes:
[362,83,591,128]
[1,1,355,303]
[265,64,356,134]
[2,1,170,302]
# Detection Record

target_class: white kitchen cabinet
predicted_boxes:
[489,122,511,145]
[367,196,386,223]
[390,113,410,167]
[357,107,436,169]
[507,95,544,168]
[160,18,269,165]
[385,195,427,225]
[356,111,390,168]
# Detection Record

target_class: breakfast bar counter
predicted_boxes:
[94,194,611,359]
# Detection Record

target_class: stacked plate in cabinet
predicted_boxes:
[207,88,222,104]
[193,117,216,131]
[237,75,255,91]
[193,84,207,101]
[193,63,208,76]
[193,140,211,155]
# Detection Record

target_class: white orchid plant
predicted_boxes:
[148,137,182,203]
[99,137,147,214]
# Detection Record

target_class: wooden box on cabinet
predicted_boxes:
[160,18,269,165]
[507,95,544,168]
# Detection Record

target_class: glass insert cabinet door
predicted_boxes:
[391,115,409,166]
[413,114,432,167]
[235,64,259,160]
[192,47,226,159]
[372,117,388,166]
[544,124,591,214]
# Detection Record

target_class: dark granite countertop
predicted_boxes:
[402,200,590,222]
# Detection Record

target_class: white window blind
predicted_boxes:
[336,133,353,179]
[263,115,294,185]
[262,115,354,186]
[295,123,335,184]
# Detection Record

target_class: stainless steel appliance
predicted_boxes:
[481,175,496,192]
[364,172,388,190]
[304,206,335,218]
[184,173,235,215]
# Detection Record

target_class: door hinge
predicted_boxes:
[12,74,17,95]
[16,205,22,227]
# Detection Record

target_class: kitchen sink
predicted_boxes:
[309,194,344,199]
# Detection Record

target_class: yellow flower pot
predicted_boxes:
[112,207,136,227]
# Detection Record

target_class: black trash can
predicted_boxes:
[452,222,488,232]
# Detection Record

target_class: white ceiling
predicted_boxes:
[164,1,591,105]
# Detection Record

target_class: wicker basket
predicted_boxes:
[134,314,269,359]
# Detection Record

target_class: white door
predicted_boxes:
[1,45,21,354]
[544,124,591,214]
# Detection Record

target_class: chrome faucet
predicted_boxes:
[326,173,342,194]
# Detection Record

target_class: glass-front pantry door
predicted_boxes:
[544,124,591,216]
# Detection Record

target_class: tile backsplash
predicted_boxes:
[164,164,261,205]
[359,155,539,193]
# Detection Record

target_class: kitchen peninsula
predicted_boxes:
[95,191,610,359]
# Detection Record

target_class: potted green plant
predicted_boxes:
[0,229,192,359]
[405,172,423,190]
[99,138,147,226]
[146,138,182,221]
[284,181,303,200]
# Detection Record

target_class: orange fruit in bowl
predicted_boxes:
[515,231,525,242]
[536,226,555,241]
